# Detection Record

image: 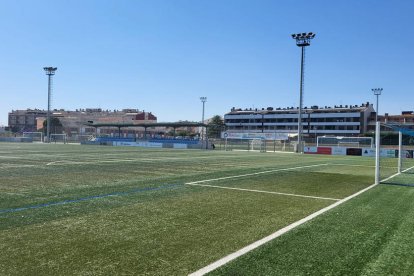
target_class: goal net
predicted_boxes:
[317,136,373,148]
[375,123,414,184]
[50,134,68,144]
[224,138,266,152]
[249,138,266,152]
[23,132,43,142]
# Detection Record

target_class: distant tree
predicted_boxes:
[10,126,20,133]
[166,130,175,137]
[207,115,225,138]
[177,130,189,137]
[42,117,63,135]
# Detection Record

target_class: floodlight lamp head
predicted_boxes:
[372,88,383,95]
[292,32,315,47]
[43,67,57,75]
[200,97,207,102]
[306,33,315,39]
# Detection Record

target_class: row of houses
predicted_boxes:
[7,103,414,138]
[7,108,195,138]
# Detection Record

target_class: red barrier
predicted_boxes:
[316,147,332,155]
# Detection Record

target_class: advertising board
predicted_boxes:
[221,132,289,141]
[304,146,317,153]
[317,147,332,155]
[362,148,376,157]
[380,149,396,158]
[173,143,188,149]
[114,141,163,148]
[346,148,362,156]
[331,147,347,156]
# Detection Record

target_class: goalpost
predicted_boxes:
[23,132,43,142]
[223,138,266,152]
[375,122,414,184]
[50,133,68,144]
[249,138,266,152]
[317,136,373,148]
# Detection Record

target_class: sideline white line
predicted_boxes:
[381,165,414,183]
[330,163,375,168]
[45,158,177,166]
[186,183,340,201]
[186,163,328,185]
[402,165,414,173]
[44,155,251,166]
[0,164,37,169]
[189,183,386,275]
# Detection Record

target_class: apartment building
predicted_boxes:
[224,102,375,137]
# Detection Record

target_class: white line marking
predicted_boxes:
[188,164,413,276]
[403,165,414,173]
[0,156,23,159]
[186,183,340,201]
[188,182,378,276]
[46,158,151,166]
[43,155,256,166]
[381,172,401,183]
[330,163,375,168]
[0,164,37,169]
[381,165,414,183]
[46,161,67,166]
[186,164,328,185]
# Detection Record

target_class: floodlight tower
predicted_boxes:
[372,88,383,122]
[44,67,57,143]
[200,97,207,144]
[291,32,316,153]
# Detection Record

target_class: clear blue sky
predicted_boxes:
[1,0,413,126]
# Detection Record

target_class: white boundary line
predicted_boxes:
[0,164,37,169]
[43,155,263,166]
[381,165,414,183]
[186,183,340,201]
[402,165,414,173]
[45,157,212,166]
[189,179,386,275]
[186,163,328,185]
[330,163,376,168]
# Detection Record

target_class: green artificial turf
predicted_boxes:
[210,180,414,275]
[0,142,396,275]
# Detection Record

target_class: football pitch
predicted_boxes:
[1,143,414,275]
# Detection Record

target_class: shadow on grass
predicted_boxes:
[380,182,414,188]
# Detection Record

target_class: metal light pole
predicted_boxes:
[372,88,383,122]
[291,32,315,153]
[200,97,207,146]
[261,112,264,133]
[44,67,57,143]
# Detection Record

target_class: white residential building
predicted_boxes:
[224,103,375,137]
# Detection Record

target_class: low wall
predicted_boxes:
[81,140,205,149]
[0,137,33,143]
[304,146,414,158]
